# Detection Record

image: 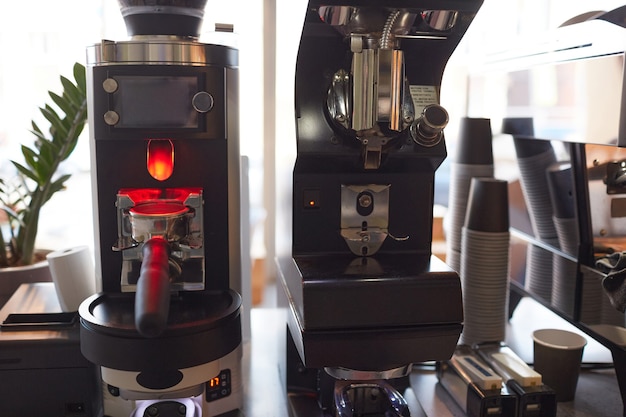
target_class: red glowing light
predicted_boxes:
[129,201,188,217]
[147,139,174,181]
[118,188,202,206]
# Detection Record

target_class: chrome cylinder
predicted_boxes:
[87,38,235,67]
[129,201,190,243]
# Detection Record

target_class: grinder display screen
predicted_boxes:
[114,76,198,128]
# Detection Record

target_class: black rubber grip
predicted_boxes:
[135,237,171,337]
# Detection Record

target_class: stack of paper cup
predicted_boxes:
[459,177,510,345]
[546,162,579,316]
[546,162,578,255]
[513,137,559,242]
[524,244,554,302]
[445,118,494,272]
[513,137,560,301]
[576,268,605,325]
[46,246,96,312]
[551,254,578,317]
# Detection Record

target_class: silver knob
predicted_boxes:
[192,91,214,113]
[411,104,449,147]
[104,110,120,126]
[102,78,119,94]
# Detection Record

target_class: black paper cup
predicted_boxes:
[455,117,493,165]
[532,329,587,402]
[464,177,509,233]
[547,162,576,220]
[502,117,535,138]
[514,138,558,240]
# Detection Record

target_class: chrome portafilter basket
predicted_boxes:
[128,199,195,273]
[334,381,410,417]
[128,200,191,243]
[326,366,412,417]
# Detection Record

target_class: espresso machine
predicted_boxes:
[78,1,243,416]
[277,1,483,415]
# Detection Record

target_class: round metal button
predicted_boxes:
[102,78,119,94]
[104,110,120,126]
[192,91,214,113]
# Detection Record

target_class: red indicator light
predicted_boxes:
[147,139,174,181]
[303,189,320,209]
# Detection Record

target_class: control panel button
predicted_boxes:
[102,78,119,93]
[104,110,120,126]
[192,91,214,113]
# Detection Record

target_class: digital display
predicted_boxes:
[206,369,231,402]
[114,76,199,128]
[209,376,221,388]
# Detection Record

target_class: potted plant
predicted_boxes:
[0,62,87,304]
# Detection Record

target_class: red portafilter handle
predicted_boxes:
[135,237,171,337]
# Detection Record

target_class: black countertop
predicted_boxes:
[0,284,621,416]
[246,298,622,417]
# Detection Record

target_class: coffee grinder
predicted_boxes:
[277,1,483,415]
[78,2,243,416]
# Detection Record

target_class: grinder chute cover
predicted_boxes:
[118,0,209,37]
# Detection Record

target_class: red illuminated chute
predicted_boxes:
[147,139,174,181]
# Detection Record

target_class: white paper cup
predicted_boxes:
[46,246,96,312]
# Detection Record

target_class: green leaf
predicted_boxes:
[30,129,46,143]
[20,145,39,171]
[40,105,69,138]
[43,174,71,204]
[36,137,58,165]
[11,161,40,184]
[30,120,44,137]
[61,136,80,160]
[73,63,86,95]
[49,91,74,117]
[19,144,50,186]
[60,75,82,106]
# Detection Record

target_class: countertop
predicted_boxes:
[1,284,622,416]
[245,299,623,417]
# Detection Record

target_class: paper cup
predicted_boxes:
[47,246,96,312]
[532,329,587,402]
[464,177,509,233]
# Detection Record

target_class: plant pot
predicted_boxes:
[0,253,52,308]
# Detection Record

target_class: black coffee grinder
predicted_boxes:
[277,1,483,415]
[78,2,243,416]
